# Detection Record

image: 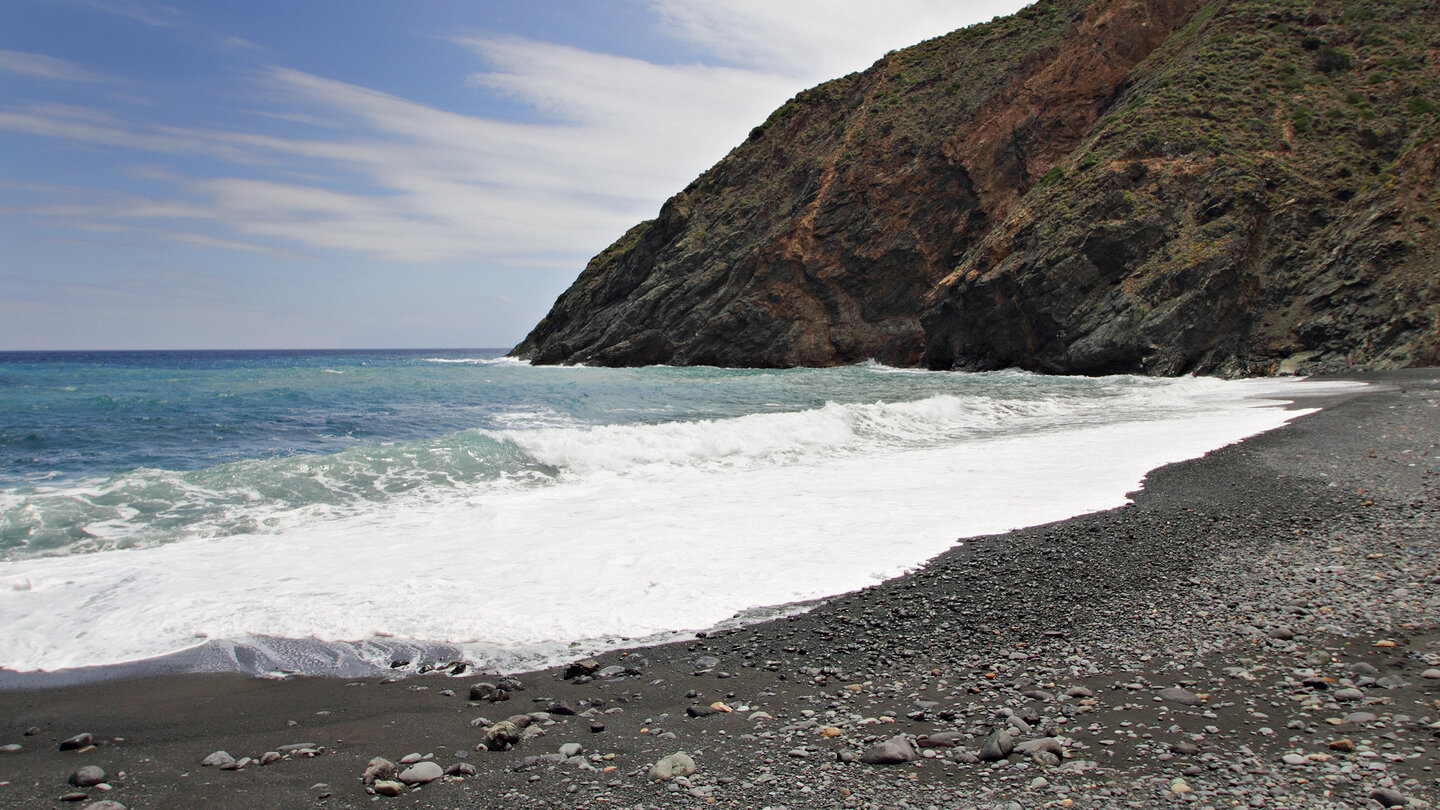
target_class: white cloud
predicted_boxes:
[0,50,101,82]
[80,0,184,28]
[2,2,1025,267]
[0,55,794,264]
[219,36,264,51]
[650,0,1030,79]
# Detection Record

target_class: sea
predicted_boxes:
[0,349,1362,680]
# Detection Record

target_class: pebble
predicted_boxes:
[1370,788,1407,807]
[398,761,443,784]
[860,736,918,765]
[1157,686,1201,705]
[444,762,477,777]
[564,659,600,679]
[480,720,522,751]
[917,731,962,748]
[363,757,398,784]
[58,733,94,751]
[200,750,236,768]
[978,728,1014,762]
[372,780,404,797]
[69,765,106,787]
[648,752,697,780]
[469,682,508,702]
[1015,738,1063,757]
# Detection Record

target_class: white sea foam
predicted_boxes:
[424,356,527,366]
[0,376,1364,673]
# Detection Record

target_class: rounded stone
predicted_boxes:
[58,733,94,751]
[648,751,697,780]
[69,765,106,787]
[372,780,404,796]
[397,760,444,785]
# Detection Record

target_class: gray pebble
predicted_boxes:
[69,765,106,787]
[978,728,1014,762]
[1157,687,1201,705]
[397,761,444,784]
[444,761,477,777]
[362,757,397,785]
[860,735,918,765]
[58,733,93,751]
[648,751,697,780]
[1369,788,1407,807]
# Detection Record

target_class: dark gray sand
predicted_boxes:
[2,370,1438,810]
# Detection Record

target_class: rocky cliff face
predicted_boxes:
[514,0,1439,375]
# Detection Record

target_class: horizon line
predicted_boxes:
[0,346,518,354]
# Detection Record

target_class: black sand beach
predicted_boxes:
[2,371,1437,809]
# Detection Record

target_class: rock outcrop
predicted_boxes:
[514,0,1439,375]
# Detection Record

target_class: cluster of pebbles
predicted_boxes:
[1,373,1436,809]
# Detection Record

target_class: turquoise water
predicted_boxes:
[0,349,1354,673]
[0,348,1210,560]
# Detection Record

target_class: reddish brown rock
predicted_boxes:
[515,0,1440,376]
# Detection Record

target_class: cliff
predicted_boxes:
[513,0,1439,375]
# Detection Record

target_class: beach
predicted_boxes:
[1,369,1437,810]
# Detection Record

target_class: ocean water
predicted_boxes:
[0,349,1361,677]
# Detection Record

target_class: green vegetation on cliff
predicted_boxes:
[516,0,1439,375]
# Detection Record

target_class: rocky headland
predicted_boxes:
[513,0,1438,376]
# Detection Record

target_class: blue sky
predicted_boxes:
[1,0,1027,350]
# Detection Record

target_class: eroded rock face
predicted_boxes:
[515,0,1439,375]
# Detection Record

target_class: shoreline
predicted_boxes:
[0,373,1362,690]
[1,369,1437,809]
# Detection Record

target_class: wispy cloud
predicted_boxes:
[80,0,184,28]
[2,2,1018,267]
[219,36,264,51]
[0,103,265,161]
[0,50,102,82]
[0,53,795,264]
[650,0,1028,79]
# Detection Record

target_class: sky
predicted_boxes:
[1,0,1029,350]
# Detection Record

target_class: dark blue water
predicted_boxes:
[0,349,522,486]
